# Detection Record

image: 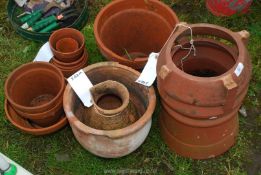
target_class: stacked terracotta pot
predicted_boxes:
[63,62,156,158]
[94,0,179,69]
[4,62,67,135]
[156,23,252,159]
[49,28,88,78]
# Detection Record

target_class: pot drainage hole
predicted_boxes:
[30,94,54,107]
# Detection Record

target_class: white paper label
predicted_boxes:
[234,62,244,77]
[34,42,53,62]
[15,0,27,7]
[67,70,93,107]
[136,52,159,87]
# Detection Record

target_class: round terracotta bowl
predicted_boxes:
[56,37,79,53]
[5,100,67,136]
[49,28,85,63]
[94,0,179,69]
[63,62,156,158]
[5,62,65,125]
[52,50,88,78]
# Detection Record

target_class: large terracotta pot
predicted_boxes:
[206,0,253,16]
[94,0,179,69]
[63,62,156,158]
[156,23,252,159]
[49,28,85,63]
[5,62,65,127]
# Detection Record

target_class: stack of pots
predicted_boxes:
[156,23,252,159]
[94,0,179,69]
[4,62,67,135]
[49,28,88,78]
[63,62,156,158]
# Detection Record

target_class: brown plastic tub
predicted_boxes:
[94,0,179,69]
[5,62,65,127]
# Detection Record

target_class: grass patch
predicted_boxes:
[0,0,260,175]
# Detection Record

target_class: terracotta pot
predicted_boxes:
[56,38,79,53]
[85,80,137,130]
[5,62,65,126]
[94,0,179,69]
[156,23,252,159]
[206,0,253,16]
[63,62,156,158]
[51,49,88,78]
[5,100,67,136]
[49,28,85,63]
[13,97,63,127]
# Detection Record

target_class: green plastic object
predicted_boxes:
[7,0,89,42]
[40,22,59,33]
[4,164,17,175]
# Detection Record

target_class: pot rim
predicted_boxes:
[90,80,130,116]
[94,0,179,65]
[63,62,156,139]
[52,49,88,67]
[161,23,247,82]
[49,28,85,56]
[5,62,65,111]
[4,100,67,135]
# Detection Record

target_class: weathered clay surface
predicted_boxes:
[84,80,137,130]
[63,62,156,158]
[156,23,252,159]
[94,0,179,69]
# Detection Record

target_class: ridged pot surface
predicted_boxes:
[94,0,179,69]
[63,62,156,158]
[157,23,252,119]
[156,23,252,159]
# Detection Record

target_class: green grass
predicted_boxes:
[0,0,261,174]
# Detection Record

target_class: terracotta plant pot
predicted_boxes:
[206,0,253,16]
[51,49,89,78]
[63,62,156,158]
[156,23,252,159]
[86,80,137,130]
[94,0,179,69]
[5,100,67,136]
[5,62,65,127]
[56,38,79,53]
[49,28,85,63]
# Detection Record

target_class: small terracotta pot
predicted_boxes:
[51,49,88,78]
[94,0,179,69]
[5,100,67,136]
[56,38,79,53]
[63,62,156,158]
[49,28,85,63]
[5,62,65,126]
[85,80,137,130]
